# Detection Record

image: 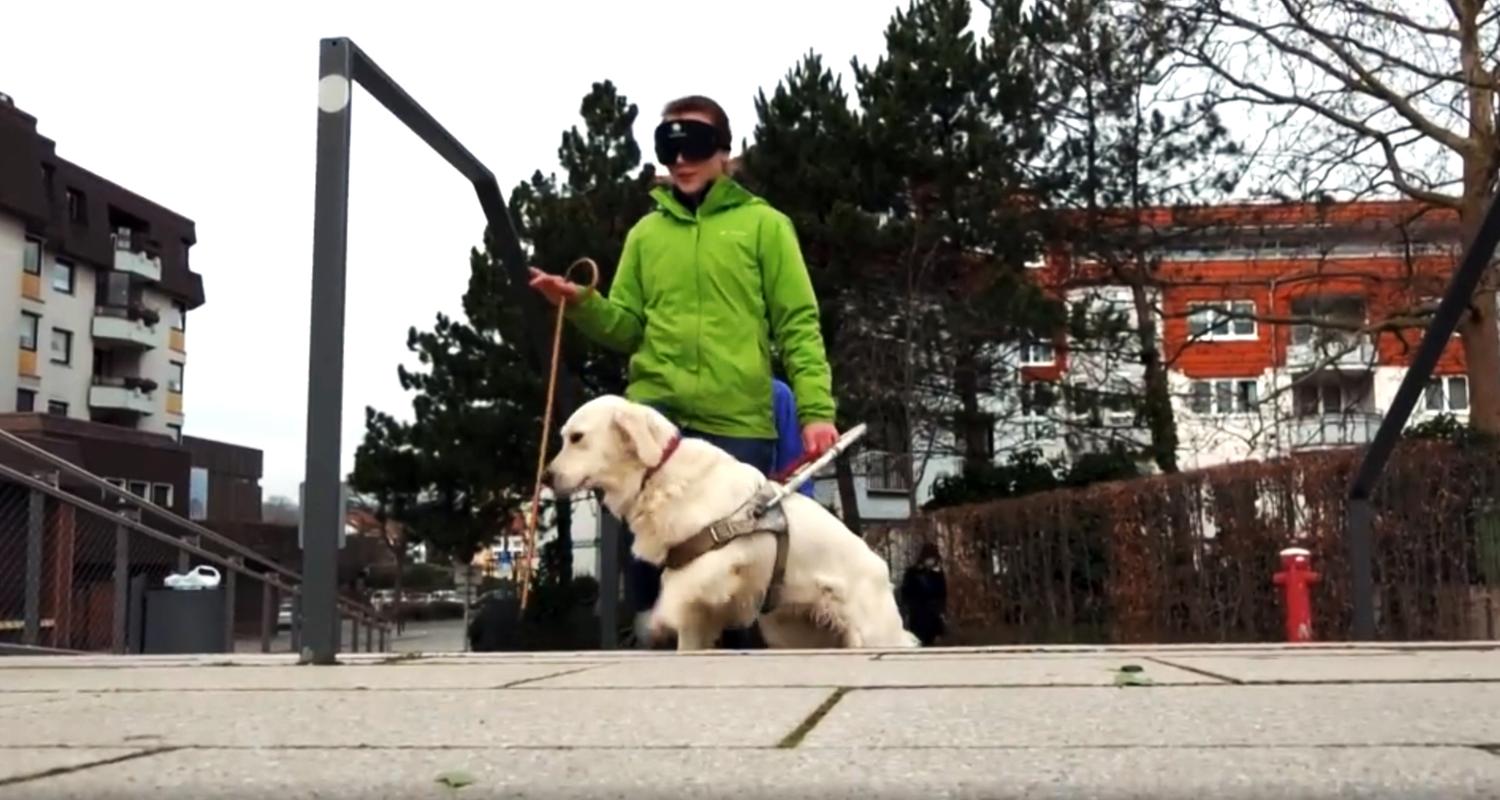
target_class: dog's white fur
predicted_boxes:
[545,395,919,650]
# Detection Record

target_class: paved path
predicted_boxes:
[235,618,469,655]
[2,643,1499,798]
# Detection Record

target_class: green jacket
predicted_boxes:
[566,177,835,439]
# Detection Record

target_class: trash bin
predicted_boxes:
[143,587,228,654]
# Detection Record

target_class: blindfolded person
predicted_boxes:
[528,95,838,645]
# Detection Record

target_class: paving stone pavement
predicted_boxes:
[1,643,1497,799]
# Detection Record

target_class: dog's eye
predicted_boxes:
[568,432,584,444]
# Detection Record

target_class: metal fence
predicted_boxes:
[877,439,1500,646]
[0,428,390,656]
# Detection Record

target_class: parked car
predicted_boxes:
[277,599,294,630]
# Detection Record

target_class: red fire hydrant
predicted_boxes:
[1273,547,1320,643]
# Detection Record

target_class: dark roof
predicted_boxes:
[0,94,205,308]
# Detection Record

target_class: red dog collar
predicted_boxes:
[640,433,683,488]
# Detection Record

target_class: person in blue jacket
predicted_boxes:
[772,378,818,499]
[713,378,816,650]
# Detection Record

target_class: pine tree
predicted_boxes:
[745,0,1062,517]
[352,81,652,586]
[739,54,877,529]
[851,0,1059,507]
[507,80,655,576]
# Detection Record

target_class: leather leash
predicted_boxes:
[520,257,599,611]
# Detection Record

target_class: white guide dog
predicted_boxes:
[543,395,919,651]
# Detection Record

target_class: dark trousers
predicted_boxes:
[624,429,774,649]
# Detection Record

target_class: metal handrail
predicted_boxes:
[0,427,298,581]
[0,460,300,598]
[0,428,387,628]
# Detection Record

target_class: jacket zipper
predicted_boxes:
[691,211,702,427]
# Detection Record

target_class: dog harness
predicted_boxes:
[665,483,791,613]
[658,423,869,615]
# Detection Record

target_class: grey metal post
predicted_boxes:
[364,619,373,653]
[177,535,198,573]
[1344,191,1500,639]
[290,594,303,653]
[260,583,274,653]
[350,615,361,653]
[302,37,355,665]
[113,523,129,654]
[24,489,42,646]
[1346,498,1375,637]
[378,624,387,652]
[293,38,586,660]
[598,507,622,649]
[224,557,240,653]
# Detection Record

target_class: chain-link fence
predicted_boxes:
[876,439,1500,645]
[0,430,389,656]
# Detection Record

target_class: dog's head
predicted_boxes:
[543,395,679,499]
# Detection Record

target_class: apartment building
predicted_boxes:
[1004,199,1470,473]
[803,199,1475,522]
[0,92,205,513]
[0,93,201,439]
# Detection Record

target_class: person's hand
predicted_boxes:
[528,267,582,307]
[802,421,839,458]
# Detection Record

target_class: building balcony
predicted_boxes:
[92,306,159,350]
[89,377,158,416]
[1280,412,1381,451]
[1285,334,1377,372]
[111,232,162,283]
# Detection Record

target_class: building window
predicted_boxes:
[167,423,183,443]
[150,483,174,507]
[1187,301,1256,341]
[127,480,149,499]
[168,361,184,393]
[1425,376,1470,412]
[65,188,87,224]
[1294,379,1373,416]
[170,301,187,331]
[16,389,35,412]
[1019,337,1056,367]
[47,400,68,417]
[50,328,73,365]
[1019,381,1058,417]
[50,259,75,294]
[104,478,126,491]
[23,237,42,275]
[19,312,39,351]
[1188,379,1258,415]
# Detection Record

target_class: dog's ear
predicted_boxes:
[613,405,671,467]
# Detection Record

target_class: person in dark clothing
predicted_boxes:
[467,591,519,653]
[900,543,947,646]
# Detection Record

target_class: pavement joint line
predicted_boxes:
[11,678,1500,694]
[1143,655,1244,684]
[776,687,850,749]
[0,746,179,789]
[6,742,1499,752]
[496,664,609,688]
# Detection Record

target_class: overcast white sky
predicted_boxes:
[0,0,943,500]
